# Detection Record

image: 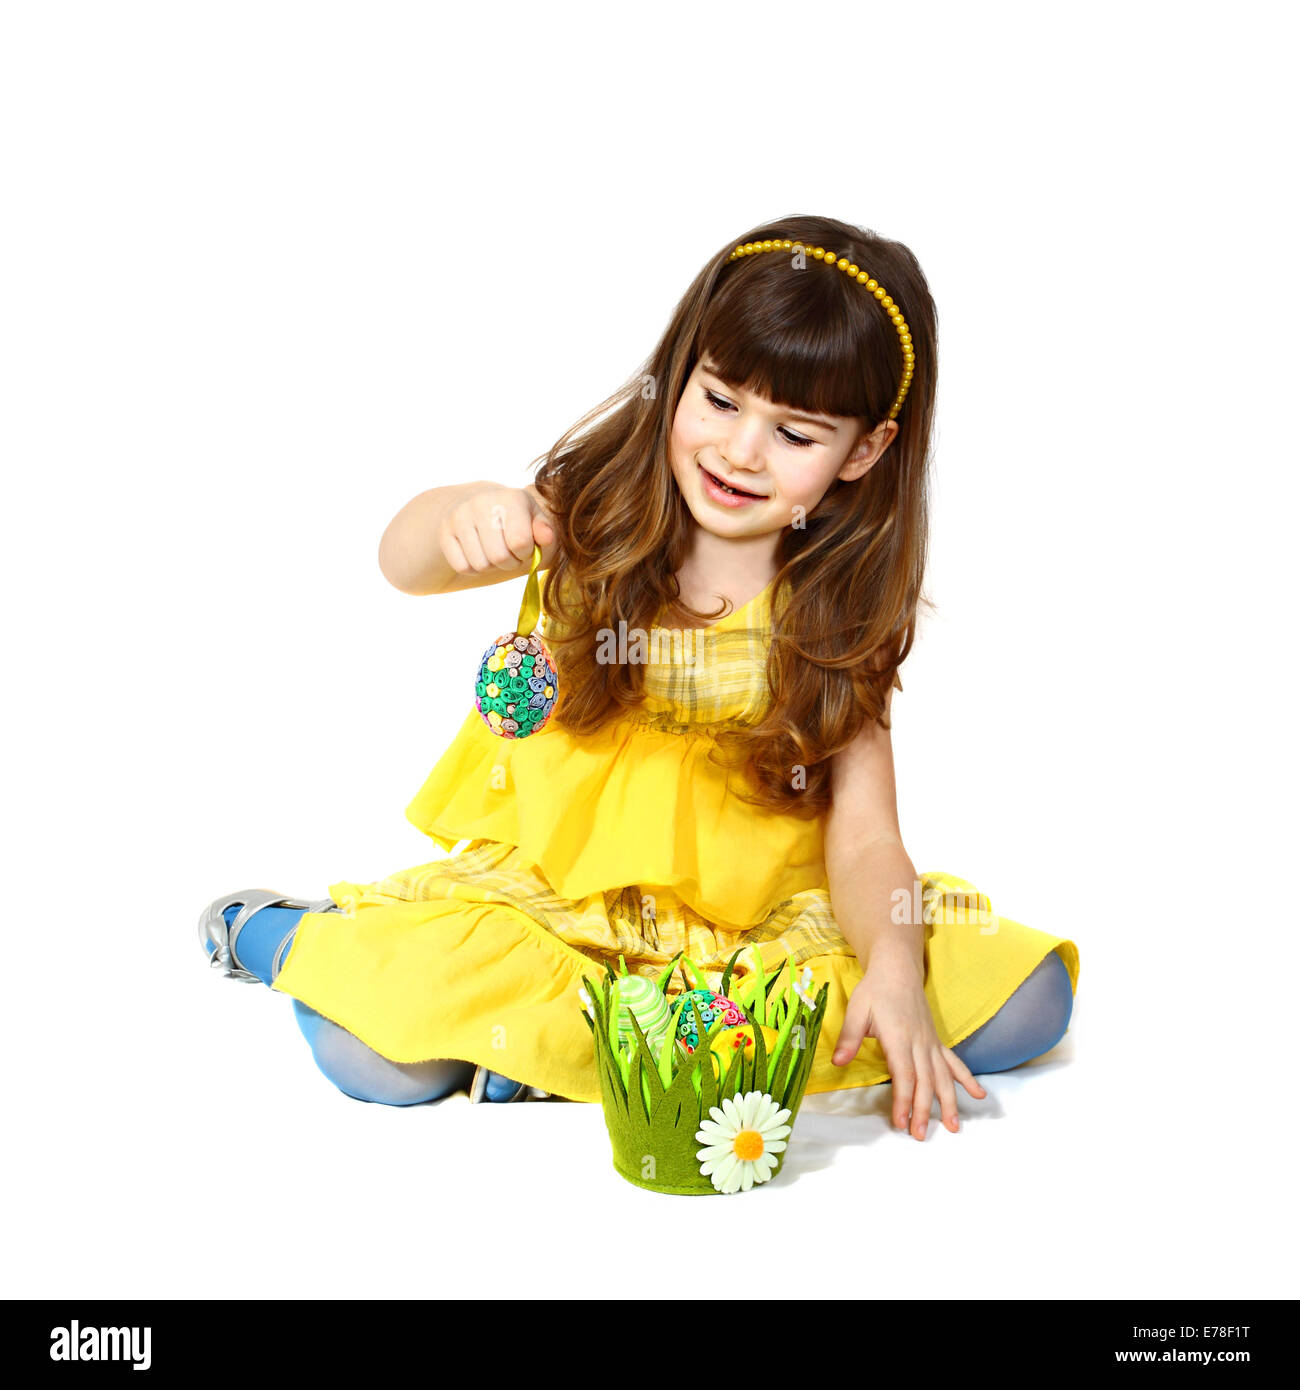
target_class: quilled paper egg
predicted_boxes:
[708,1023,780,1072]
[474,631,559,739]
[674,989,747,1053]
[614,975,673,1054]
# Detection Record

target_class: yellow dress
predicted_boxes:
[272,571,1080,1101]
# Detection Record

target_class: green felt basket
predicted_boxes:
[579,950,829,1196]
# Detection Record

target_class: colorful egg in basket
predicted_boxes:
[708,1022,781,1072]
[473,542,558,739]
[613,973,673,1055]
[674,988,747,1053]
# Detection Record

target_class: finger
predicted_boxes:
[831,992,874,1066]
[442,530,472,577]
[528,498,556,544]
[456,523,492,573]
[910,1051,934,1141]
[932,1049,960,1132]
[474,504,532,569]
[886,1051,915,1133]
[944,1046,988,1100]
[498,505,542,567]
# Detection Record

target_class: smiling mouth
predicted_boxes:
[699,463,766,499]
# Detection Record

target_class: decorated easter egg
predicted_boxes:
[708,1023,780,1073]
[614,975,673,1054]
[474,631,559,739]
[674,989,747,1053]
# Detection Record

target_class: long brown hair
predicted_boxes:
[529,214,938,817]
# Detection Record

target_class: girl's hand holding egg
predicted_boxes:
[438,482,557,579]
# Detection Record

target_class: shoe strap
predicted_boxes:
[226,892,340,978]
[269,898,339,984]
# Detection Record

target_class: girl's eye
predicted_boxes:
[702,388,816,448]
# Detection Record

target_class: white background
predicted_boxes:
[2,0,1295,1302]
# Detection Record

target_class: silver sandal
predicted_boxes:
[468,1065,553,1104]
[198,888,341,984]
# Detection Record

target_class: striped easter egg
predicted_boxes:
[614,975,672,1053]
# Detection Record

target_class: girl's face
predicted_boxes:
[669,356,896,541]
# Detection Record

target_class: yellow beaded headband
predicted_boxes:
[726,238,915,421]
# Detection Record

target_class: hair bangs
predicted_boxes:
[694,251,884,424]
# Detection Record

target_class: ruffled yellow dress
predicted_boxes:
[272,571,1079,1101]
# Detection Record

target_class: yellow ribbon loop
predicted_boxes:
[516,542,544,636]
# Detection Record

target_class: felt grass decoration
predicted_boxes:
[578,949,829,1196]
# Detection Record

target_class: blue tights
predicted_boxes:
[210,903,477,1105]
[208,902,1073,1106]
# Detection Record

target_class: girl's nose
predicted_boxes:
[721,419,764,470]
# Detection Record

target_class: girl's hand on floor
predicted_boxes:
[831,955,987,1140]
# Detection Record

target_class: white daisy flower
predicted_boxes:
[695,1091,793,1194]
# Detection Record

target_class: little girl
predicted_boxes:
[199,214,1079,1140]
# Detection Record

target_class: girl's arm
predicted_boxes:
[378,481,559,596]
[824,685,987,1139]
[824,686,924,976]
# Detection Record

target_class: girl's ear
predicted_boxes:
[838,418,898,483]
